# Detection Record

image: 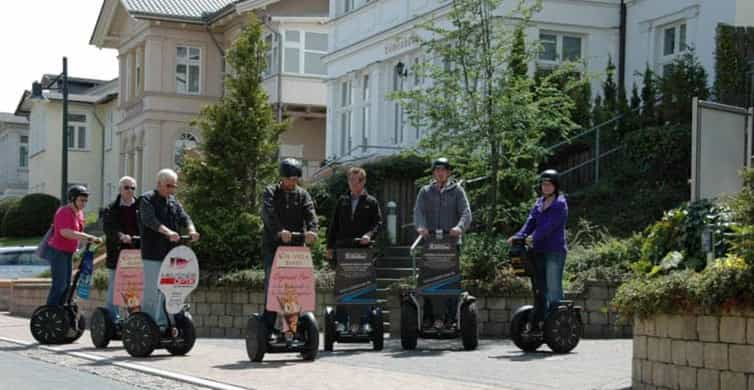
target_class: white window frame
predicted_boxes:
[537,31,584,67]
[337,79,353,156]
[282,29,328,77]
[658,21,688,76]
[67,113,89,151]
[360,74,370,151]
[263,33,280,77]
[19,136,28,168]
[176,46,202,95]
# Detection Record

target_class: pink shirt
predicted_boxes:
[48,206,85,254]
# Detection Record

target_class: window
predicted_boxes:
[361,75,370,151]
[343,0,355,13]
[662,23,687,57]
[106,111,114,150]
[283,30,328,76]
[538,32,582,63]
[66,114,88,150]
[393,65,405,144]
[136,64,142,93]
[264,34,279,76]
[174,133,198,168]
[176,46,201,94]
[338,80,353,155]
[19,136,28,168]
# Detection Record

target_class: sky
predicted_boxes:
[0,0,118,114]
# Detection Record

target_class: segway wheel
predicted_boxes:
[324,309,335,352]
[123,312,160,358]
[460,302,479,351]
[245,315,267,362]
[30,305,68,345]
[90,307,115,348]
[371,308,384,351]
[299,313,319,361]
[544,306,582,354]
[166,312,196,356]
[510,306,544,352]
[400,302,418,350]
[62,305,86,344]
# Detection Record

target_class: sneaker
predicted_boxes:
[336,323,346,333]
[350,323,360,334]
[433,319,444,329]
[268,329,282,343]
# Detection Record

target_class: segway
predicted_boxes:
[324,238,383,352]
[121,237,198,357]
[399,230,478,351]
[246,232,319,362]
[508,237,582,353]
[30,243,96,345]
[90,237,143,349]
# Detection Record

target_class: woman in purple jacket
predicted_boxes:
[508,169,568,335]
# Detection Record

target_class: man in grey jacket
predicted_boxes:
[413,157,472,329]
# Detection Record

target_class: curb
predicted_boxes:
[0,336,251,390]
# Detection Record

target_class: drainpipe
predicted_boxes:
[618,0,627,93]
[204,20,227,97]
[92,109,106,211]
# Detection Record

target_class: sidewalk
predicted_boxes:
[0,312,631,390]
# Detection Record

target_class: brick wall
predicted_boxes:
[633,311,754,390]
[387,280,631,339]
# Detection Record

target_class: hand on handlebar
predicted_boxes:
[305,231,317,244]
[188,231,200,242]
[449,227,462,237]
[279,229,292,243]
[167,230,180,242]
[120,234,132,244]
[417,228,429,238]
[359,234,371,246]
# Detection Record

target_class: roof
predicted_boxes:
[15,76,119,116]
[0,113,29,125]
[122,0,237,21]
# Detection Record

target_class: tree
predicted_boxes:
[182,15,287,274]
[393,0,578,229]
[659,50,710,124]
[625,82,642,132]
[509,26,528,80]
[602,56,618,115]
[639,64,658,127]
[571,80,592,130]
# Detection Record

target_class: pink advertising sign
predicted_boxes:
[113,249,144,311]
[266,246,316,333]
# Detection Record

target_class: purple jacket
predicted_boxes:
[515,194,568,253]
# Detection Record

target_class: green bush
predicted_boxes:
[614,256,754,319]
[92,268,109,291]
[460,232,509,283]
[2,193,60,237]
[0,197,20,233]
[565,233,642,293]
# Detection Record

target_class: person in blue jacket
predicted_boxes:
[508,169,568,336]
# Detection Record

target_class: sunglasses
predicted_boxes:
[122,186,136,191]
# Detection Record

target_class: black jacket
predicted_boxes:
[326,191,382,249]
[261,183,318,253]
[138,190,194,261]
[102,195,141,269]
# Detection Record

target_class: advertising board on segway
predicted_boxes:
[246,233,320,362]
[324,241,383,352]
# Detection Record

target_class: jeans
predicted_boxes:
[46,247,73,305]
[261,251,277,330]
[531,251,566,326]
[142,259,168,329]
[105,268,120,322]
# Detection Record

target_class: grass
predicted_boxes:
[0,236,42,247]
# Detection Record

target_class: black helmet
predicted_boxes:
[431,157,452,171]
[280,158,303,178]
[539,169,560,192]
[68,185,90,202]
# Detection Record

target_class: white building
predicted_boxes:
[0,113,29,199]
[323,0,754,161]
[16,76,120,211]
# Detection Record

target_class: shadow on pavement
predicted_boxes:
[488,350,576,361]
[80,353,180,365]
[214,360,309,370]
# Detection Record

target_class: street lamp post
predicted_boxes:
[31,57,69,204]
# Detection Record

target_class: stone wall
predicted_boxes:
[633,311,754,390]
[387,281,631,339]
[6,279,627,339]
[0,280,11,311]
